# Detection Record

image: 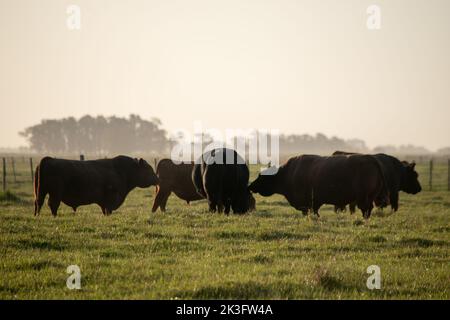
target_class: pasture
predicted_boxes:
[0,159,449,299]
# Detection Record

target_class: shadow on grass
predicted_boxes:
[257,231,311,241]
[0,191,32,205]
[7,239,71,251]
[172,281,307,299]
[214,230,253,240]
[398,237,448,248]
[14,259,65,271]
[369,235,387,243]
[173,275,359,299]
[247,254,274,264]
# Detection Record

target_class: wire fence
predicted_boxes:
[1,155,450,194]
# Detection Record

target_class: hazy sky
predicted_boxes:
[1,0,449,150]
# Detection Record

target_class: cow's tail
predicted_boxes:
[373,157,389,208]
[33,157,50,216]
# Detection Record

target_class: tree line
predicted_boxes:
[19,114,445,156]
[20,115,169,156]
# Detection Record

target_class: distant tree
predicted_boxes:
[278,133,368,156]
[20,114,170,156]
[436,147,450,155]
[373,144,431,156]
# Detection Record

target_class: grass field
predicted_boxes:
[0,163,449,299]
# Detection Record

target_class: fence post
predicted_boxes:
[30,158,34,184]
[2,158,6,192]
[154,158,157,169]
[80,154,85,161]
[448,159,450,192]
[11,157,17,183]
[429,159,433,191]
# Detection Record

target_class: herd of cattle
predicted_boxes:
[33,148,422,219]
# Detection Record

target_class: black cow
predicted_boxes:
[332,151,422,213]
[33,156,159,216]
[249,154,389,218]
[151,159,204,212]
[192,148,253,214]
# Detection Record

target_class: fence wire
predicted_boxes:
[1,156,450,194]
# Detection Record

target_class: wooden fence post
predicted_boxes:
[154,158,157,169]
[448,159,450,192]
[429,159,433,191]
[80,154,85,161]
[30,158,34,184]
[2,158,6,192]
[11,157,17,183]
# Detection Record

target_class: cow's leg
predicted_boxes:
[34,198,45,216]
[357,196,373,219]
[365,202,374,219]
[217,202,224,213]
[152,185,171,213]
[215,190,224,213]
[34,191,46,216]
[208,200,217,213]
[100,206,112,215]
[159,190,171,212]
[312,204,321,217]
[224,199,231,215]
[151,185,160,212]
[349,203,356,214]
[206,189,222,213]
[47,194,61,217]
[391,192,399,212]
[334,205,347,214]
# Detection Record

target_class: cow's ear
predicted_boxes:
[138,158,145,166]
[410,162,416,169]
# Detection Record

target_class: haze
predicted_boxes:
[1,0,449,150]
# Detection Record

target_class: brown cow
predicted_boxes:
[249,154,389,218]
[151,159,204,212]
[34,156,159,216]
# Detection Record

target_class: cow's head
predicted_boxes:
[248,167,279,197]
[135,158,159,188]
[401,161,422,194]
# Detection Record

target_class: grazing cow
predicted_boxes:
[332,151,422,212]
[33,156,159,216]
[151,159,204,212]
[192,148,254,214]
[249,154,389,218]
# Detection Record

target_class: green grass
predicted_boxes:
[0,191,22,203]
[0,163,449,299]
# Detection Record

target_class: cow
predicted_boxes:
[33,156,159,216]
[151,159,204,212]
[249,154,389,219]
[192,148,254,214]
[332,151,422,213]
